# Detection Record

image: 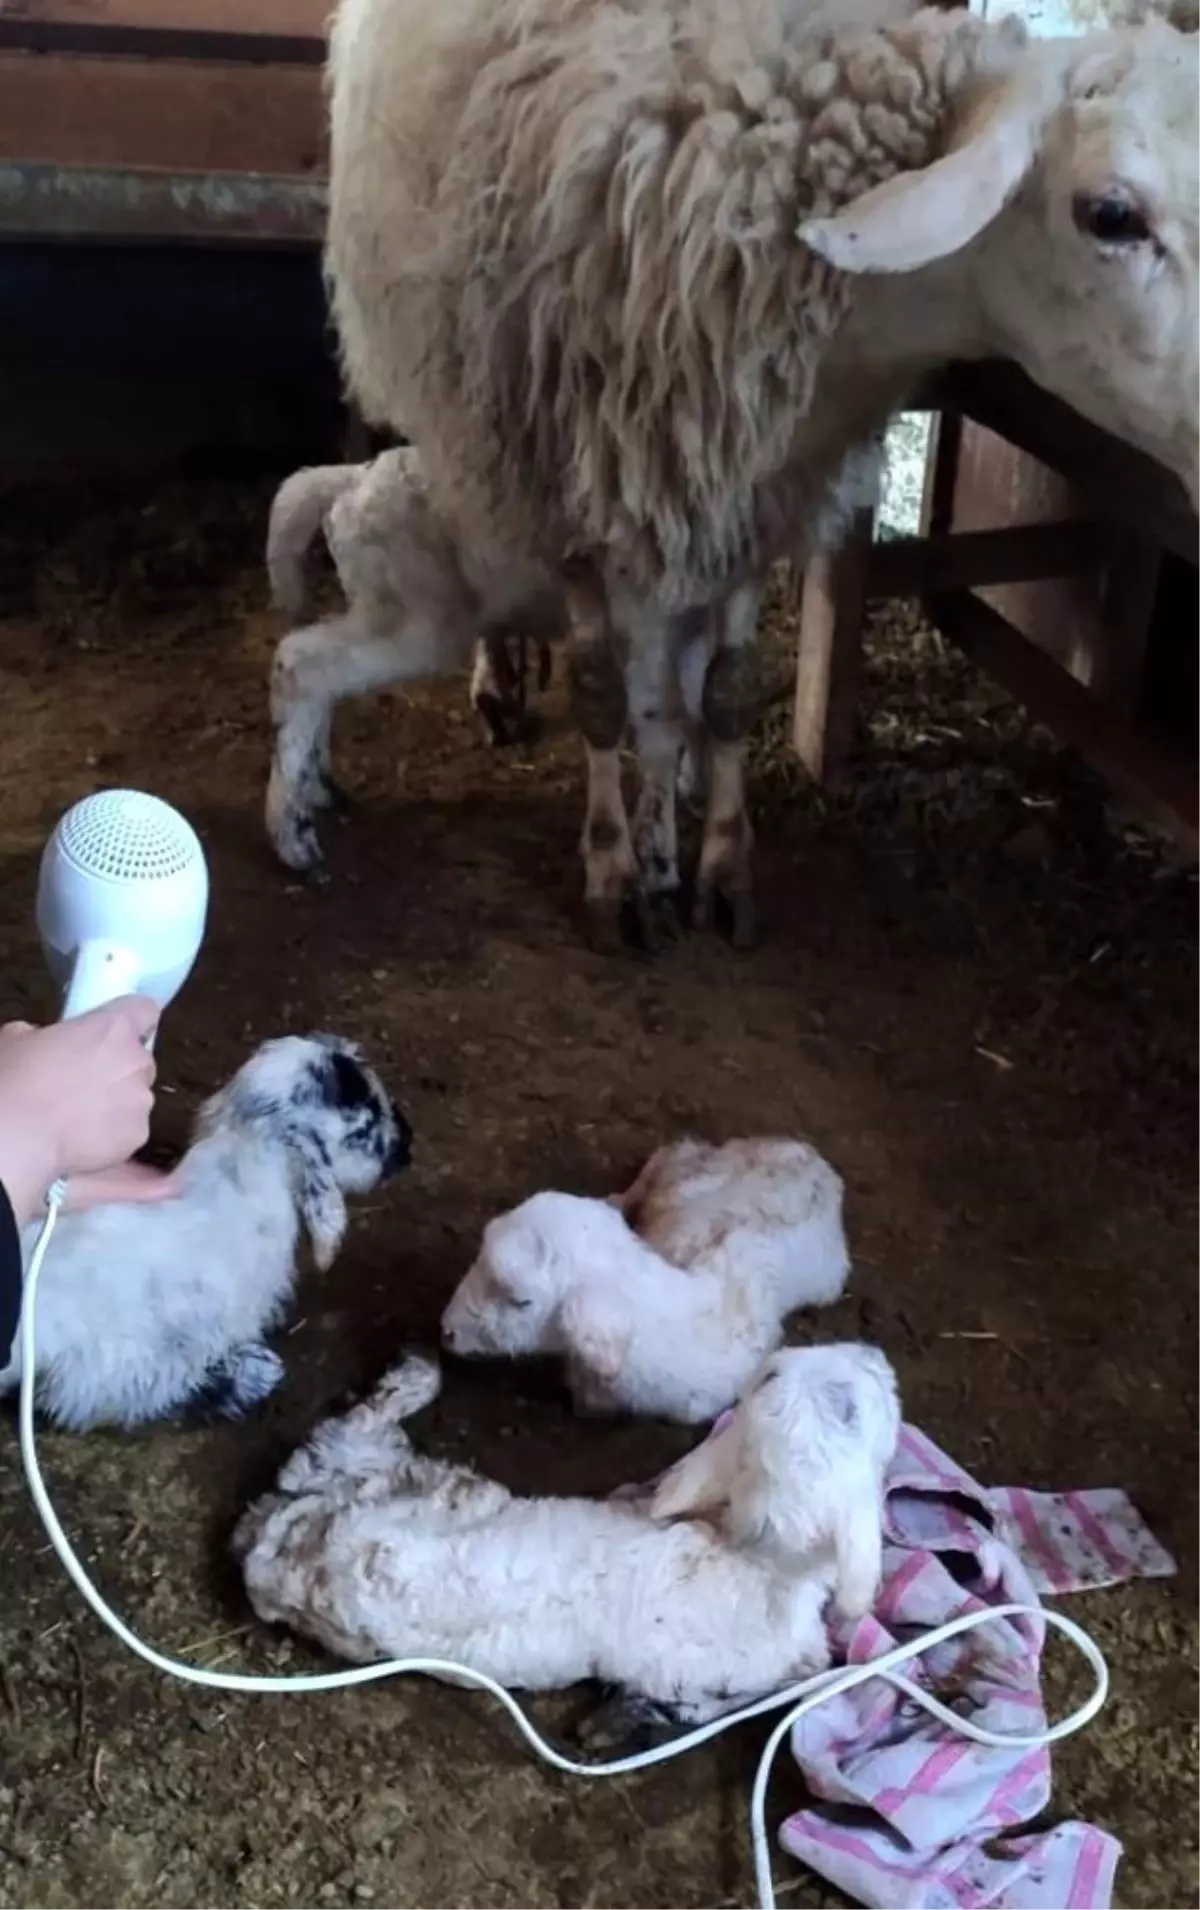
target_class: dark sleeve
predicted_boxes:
[0,1181,21,1366]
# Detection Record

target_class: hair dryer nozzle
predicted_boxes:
[37,791,209,1020]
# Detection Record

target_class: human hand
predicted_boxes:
[0,999,163,1224]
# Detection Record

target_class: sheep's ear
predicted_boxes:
[648,1437,732,1525]
[830,1479,885,1619]
[560,1287,631,1386]
[295,1136,348,1272]
[798,47,1051,274]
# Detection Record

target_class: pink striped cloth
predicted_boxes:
[777,1422,1176,1910]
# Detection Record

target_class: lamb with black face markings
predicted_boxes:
[2,1033,411,1431]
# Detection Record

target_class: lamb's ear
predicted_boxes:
[649,1432,734,1525]
[830,1481,885,1620]
[799,39,1052,274]
[294,1134,348,1272]
[560,1286,632,1386]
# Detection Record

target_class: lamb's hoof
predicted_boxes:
[575,1690,687,1760]
[691,882,757,950]
[372,1352,443,1420]
[473,692,522,749]
[313,772,355,817]
[195,1344,285,1421]
[476,694,543,752]
[269,808,326,880]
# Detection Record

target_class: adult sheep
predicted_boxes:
[325,0,1198,944]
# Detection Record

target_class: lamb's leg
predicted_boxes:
[575,1689,695,1758]
[694,581,765,948]
[194,1343,285,1420]
[267,608,470,874]
[566,581,640,951]
[470,633,522,747]
[276,1355,443,1493]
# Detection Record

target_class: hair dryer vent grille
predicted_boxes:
[57,790,199,883]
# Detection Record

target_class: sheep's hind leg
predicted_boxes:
[694,582,765,948]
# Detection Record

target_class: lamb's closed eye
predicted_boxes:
[440,1141,850,1423]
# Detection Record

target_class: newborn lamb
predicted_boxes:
[442,1137,849,1422]
[233,1342,899,1726]
[2,1034,411,1431]
[265,448,554,873]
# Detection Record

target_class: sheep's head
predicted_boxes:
[802,13,1199,503]
[649,1342,901,1620]
[441,1192,588,1358]
[198,1033,412,1270]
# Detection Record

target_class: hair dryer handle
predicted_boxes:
[61,941,143,1022]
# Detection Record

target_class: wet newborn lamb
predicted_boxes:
[442,1137,849,1422]
[1,1034,410,1431]
[234,1342,900,1725]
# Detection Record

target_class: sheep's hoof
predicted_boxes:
[584,896,627,955]
[691,882,757,950]
[729,890,757,950]
[575,1690,687,1760]
[586,882,681,957]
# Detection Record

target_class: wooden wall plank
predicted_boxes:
[0,52,326,173]
[0,0,329,34]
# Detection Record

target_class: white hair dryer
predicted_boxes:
[36,790,209,1024]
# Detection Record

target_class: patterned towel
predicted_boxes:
[777,1422,1175,1910]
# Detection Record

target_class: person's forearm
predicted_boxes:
[0,1119,55,1226]
[0,1178,23,1365]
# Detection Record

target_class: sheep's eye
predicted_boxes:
[506,1296,533,1311]
[1073,191,1152,247]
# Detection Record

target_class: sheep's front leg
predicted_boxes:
[567,594,639,951]
[629,721,682,910]
[694,582,765,948]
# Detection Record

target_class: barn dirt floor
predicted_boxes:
[0,479,1195,1910]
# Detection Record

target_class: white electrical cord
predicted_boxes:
[19,1190,1111,1910]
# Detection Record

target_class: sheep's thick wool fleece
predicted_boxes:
[776,1422,1175,1908]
